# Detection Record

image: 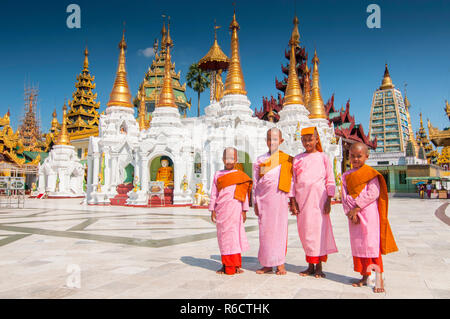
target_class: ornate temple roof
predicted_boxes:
[134,21,191,116]
[416,112,438,163]
[67,46,100,141]
[198,24,229,71]
[324,95,377,149]
[379,64,395,90]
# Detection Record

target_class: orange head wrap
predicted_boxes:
[300,126,323,152]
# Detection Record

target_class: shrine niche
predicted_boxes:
[236,151,252,178]
[149,155,174,205]
[123,163,134,184]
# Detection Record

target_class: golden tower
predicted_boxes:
[107,30,133,108]
[156,20,178,108]
[283,16,304,106]
[138,85,150,130]
[223,11,247,96]
[308,49,327,119]
[56,103,71,146]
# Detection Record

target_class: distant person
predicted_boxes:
[426,182,432,199]
[341,142,398,293]
[209,147,252,275]
[419,184,425,199]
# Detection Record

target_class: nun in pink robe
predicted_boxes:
[341,168,382,273]
[253,153,294,268]
[293,151,338,263]
[209,169,249,259]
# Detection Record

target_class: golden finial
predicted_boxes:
[107,29,133,108]
[308,49,327,119]
[223,10,247,96]
[56,102,70,145]
[161,15,167,51]
[303,63,311,108]
[83,45,89,70]
[156,18,178,108]
[283,16,304,106]
[380,63,395,90]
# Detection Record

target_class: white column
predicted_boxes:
[104,152,111,190]
[111,155,118,186]
[92,153,99,190]
[87,156,93,186]
[141,157,149,192]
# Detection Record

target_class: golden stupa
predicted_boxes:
[283,16,304,106]
[156,19,178,108]
[56,103,71,146]
[223,11,247,96]
[107,30,133,108]
[308,49,327,119]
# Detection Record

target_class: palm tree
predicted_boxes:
[186,63,210,117]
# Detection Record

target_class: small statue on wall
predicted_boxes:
[181,174,189,192]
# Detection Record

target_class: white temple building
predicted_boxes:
[86,13,342,206]
[38,104,85,198]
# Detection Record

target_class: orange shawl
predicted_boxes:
[217,170,253,203]
[259,150,293,193]
[345,165,398,255]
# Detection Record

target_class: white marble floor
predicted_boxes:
[0,197,448,299]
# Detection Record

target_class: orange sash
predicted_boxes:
[345,165,398,255]
[217,170,253,203]
[259,150,293,193]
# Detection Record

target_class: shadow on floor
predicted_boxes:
[180,256,222,271]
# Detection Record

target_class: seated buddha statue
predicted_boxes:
[156,158,174,188]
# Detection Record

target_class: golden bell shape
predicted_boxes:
[107,31,133,108]
[308,49,327,119]
[56,103,71,145]
[223,11,247,96]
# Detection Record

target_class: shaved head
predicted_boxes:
[350,142,369,155]
[223,147,238,160]
[267,127,283,139]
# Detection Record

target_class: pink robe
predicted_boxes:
[208,169,249,256]
[253,152,294,267]
[341,169,381,258]
[293,152,337,257]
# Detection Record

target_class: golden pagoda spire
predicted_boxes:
[380,63,395,90]
[308,49,327,119]
[161,20,167,52]
[83,46,89,71]
[303,63,311,108]
[138,85,148,130]
[56,102,70,145]
[156,18,177,108]
[223,10,247,96]
[283,16,304,106]
[107,29,133,108]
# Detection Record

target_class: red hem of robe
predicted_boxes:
[222,253,242,275]
[353,254,383,276]
[306,255,328,264]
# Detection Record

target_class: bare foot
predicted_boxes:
[314,263,326,278]
[256,266,272,274]
[300,264,315,277]
[276,265,287,275]
[373,278,385,293]
[351,276,368,287]
[236,267,244,274]
[216,266,225,274]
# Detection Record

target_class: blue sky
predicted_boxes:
[0,0,449,135]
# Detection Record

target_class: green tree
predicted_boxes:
[186,63,210,117]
